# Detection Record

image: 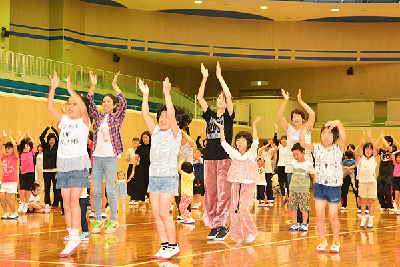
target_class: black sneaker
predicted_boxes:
[207,228,219,239]
[214,226,230,240]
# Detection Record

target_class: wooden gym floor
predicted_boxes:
[0,193,400,267]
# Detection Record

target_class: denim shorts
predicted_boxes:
[56,169,90,189]
[313,183,341,204]
[148,176,179,195]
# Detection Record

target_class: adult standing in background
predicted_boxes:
[130,131,151,208]
[40,123,62,209]
[126,137,140,204]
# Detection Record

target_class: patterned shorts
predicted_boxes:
[288,191,310,212]
[273,186,282,198]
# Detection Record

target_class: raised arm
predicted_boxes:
[252,116,261,140]
[8,129,18,157]
[178,156,187,175]
[213,119,225,143]
[358,129,365,157]
[300,127,314,153]
[325,120,346,151]
[32,129,38,153]
[278,89,289,132]
[67,74,90,127]
[367,129,378,160]
[0,130,6,157]
[87,71,101,120]
[197,63,209,113]
[112,72,127,119]
[298,89,315,131]
[47,70,62,122]
[216,62,233,116]
[273,123,279,147]
[181,130,194,147]
[380,131,393,152]
[163,77,180,137]
[138,79,155,134]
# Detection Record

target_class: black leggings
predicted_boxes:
[80,197,90,232]
[43,172,62,207]
[277,166,288,196]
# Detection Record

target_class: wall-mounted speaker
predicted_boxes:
[113,53,120,63]
[1,27,10,38]
[347,67,353,75]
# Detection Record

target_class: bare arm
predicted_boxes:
[9,130,18,157]
[367,129,378,160]
[278,89,289,133]
[47,70,62,122]
[300,127,314,152]
[325,120,346,151]
[298,89,315,131]
[138,80,155,134]
[181,130,194,147]
[213,119,225,143]
[358,129,365,157]
[129,154,140,179]
[32,129,38,153]
[197,63,209,113]
[380,130,392,152]
[0,130,6,157]
[163,77,180,137]
[67,74,90,127]
[178,156,187,175]
[111,71,122,95]
[216,61,233,116]
[252,117,261,140]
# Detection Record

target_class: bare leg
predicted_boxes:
[328,203,340,240]
[315,200,327,240]
[368,198,375,217]
[291,210,298,224]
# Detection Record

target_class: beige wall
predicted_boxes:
[0,0,10,51]
[8,0,400,103]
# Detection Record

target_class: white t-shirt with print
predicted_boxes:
[257,166,266,186]
[93,114,114,157]
[149,126,182,177]
[58,115,90,159]
[29,193,40,204]
[313,143,343,187]
[285,125,312,173]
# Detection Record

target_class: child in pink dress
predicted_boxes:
[214,117,261,244]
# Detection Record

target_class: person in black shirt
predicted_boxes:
[197,62,235,241]
[376,131,394,210]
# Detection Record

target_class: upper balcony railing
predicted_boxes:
[0,49,202,116]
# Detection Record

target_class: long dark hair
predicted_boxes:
[140,131,151,145]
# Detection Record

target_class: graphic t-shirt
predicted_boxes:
[1,154,18,183]
[313,144,343,187]
[289,159,314,193]
[181,172,195,196]
[93,114,114,157]
[257,166,266,186]
[202,107,235,160]
[149,126,182,177]
[20,150,35,174]
[378,148,393,175]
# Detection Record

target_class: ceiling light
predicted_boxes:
[260,6,268,10]
[331,9,339,12]
[195,1,202,3]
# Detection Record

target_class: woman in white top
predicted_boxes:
[278,89,315,185]
[35,144,44,189]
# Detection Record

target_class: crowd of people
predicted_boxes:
[1,62,400,260]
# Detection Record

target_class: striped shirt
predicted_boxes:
[88,93,127,157]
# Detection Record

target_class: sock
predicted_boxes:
[70,229,80,242]
[67,228,71,235]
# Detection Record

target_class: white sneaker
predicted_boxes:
[360,216,366,229]
[129,200,134,205]
[22,203,29,213]
[151,246,167,259]
[59,240,82,258]
[17,203,24,213]
[8,212,19,219]
[45,204,50,214]
[192,203,201,209]
[367,216,374,229]
[1,212,9,219]
[101,212,107,218]
[89,212,95,218]
[397,209,400,215]
[159,245,180,260]
[181,218,195,224]
[245,234,255,243]
[340,207,347,210]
